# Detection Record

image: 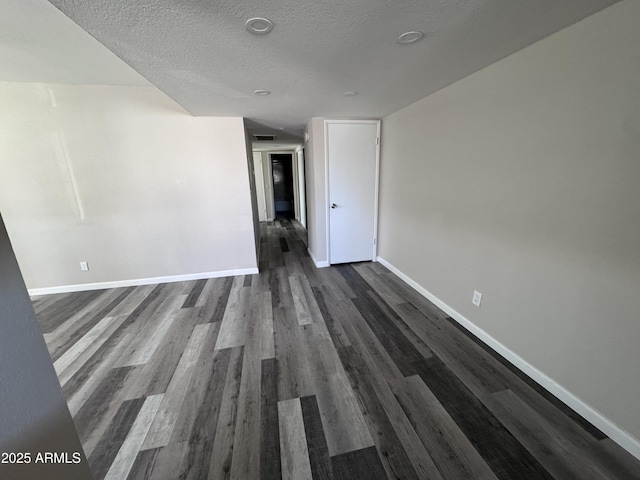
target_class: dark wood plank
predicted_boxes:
[392,301,509,395]
[207,346,245,480]
[311,286,352,349]
[338,346,421,480]
[48,287,135,361]
[366,290,434,360]
[260,357,282,480]
[126,448,160,480]
[172,346,232,479]
[37,289,106,333]
[396,302,610,452]
[280,236,290,252]
[122,309,201,399]
[597,439,640,480]
[270,266,294,309]
[394,375,498,480]
[88,397,145,480]
[73,365,137,444]
[330,446,387,480]
[182,279,207,308]
[204,276,234,324]
[484,389,622,480]
[350,292,423,377]
[170,332,229,444]
[300,395,335,480]
[273,306,313,401]
[446,316,607,440]
[414,356,555,480]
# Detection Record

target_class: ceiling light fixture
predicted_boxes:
[344,91,359,97]
[397,31,424,45]
[246,17,273,35]
[254,89,271,96]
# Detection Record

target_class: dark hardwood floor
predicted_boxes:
[34,219,640,479]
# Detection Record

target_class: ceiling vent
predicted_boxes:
[253,134,276,141]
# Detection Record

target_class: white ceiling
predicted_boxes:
[3,0,620,139]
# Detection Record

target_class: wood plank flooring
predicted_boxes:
[34,219,640,479]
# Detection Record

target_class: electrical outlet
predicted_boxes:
[80,261,89,271]
[472,290,482,307]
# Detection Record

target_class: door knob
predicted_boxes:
[331,203,337,209]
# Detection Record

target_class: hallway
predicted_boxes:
[34,219,640,479]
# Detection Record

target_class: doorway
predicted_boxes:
[271,153,295,219]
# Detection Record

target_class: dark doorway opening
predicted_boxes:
[271,153,295,219]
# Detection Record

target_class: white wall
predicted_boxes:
[305,118,328,265]
[378,0,640,453]
[243,119,261,264]
[252,152,268,222]
[0,83,258,291]
[262,152,276,221]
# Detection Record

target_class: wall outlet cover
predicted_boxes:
[472,290,482,307]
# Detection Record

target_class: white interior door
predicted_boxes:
[328,121,379,264]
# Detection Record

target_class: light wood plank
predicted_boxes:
[278,398,313,480]
[56,315,128,387]
[289,275,313,325]
[67,332,134,416]
[118,311,176,367]
[398,375,498,480]
[142,323,212,449]
[215,279,251,350]
[104,394,164,480]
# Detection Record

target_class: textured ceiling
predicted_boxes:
[8,0,621,137]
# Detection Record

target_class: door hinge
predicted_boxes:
[373,237,377,245]
[376,137,380,145]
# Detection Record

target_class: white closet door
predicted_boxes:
[327,121,379,264]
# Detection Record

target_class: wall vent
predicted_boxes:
[253,134,276,141]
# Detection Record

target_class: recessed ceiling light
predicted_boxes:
[246,17,273,35]
[254,89,271,96]
[344,91,359,97]
[397,31,424,45]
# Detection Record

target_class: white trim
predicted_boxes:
[292,150,301,222]
[376,255,640,461]
[325,119,381,265]
[323,120,331,264]
[372,121,381,260]
[28,268,259,296]
[307,248,329,268]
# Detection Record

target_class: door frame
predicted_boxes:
[295,146,307,229]
[252,151,268,221]
[324,119,381,264]
[269,151,296,220]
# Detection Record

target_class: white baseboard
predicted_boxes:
[28,267,259,296]
[376,256,640,461]
[308,249,329,268]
